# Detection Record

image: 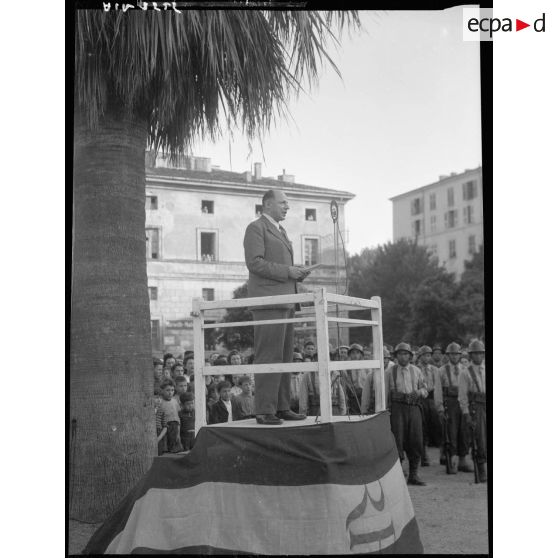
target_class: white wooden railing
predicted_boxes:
[191,288,386,434]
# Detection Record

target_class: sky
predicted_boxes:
[192,8,482,255]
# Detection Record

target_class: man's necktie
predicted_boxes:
[279,225,290,243]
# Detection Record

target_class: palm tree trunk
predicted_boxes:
[71,100,156,522]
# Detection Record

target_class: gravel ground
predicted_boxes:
[68,447,488,555]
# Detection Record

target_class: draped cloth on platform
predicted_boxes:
[84,412,423,555]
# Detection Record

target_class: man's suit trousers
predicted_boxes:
[252,307,294,415]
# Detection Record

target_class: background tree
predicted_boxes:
[347,239,449,346]
[209,283,254,351]
[456,244,485,341]
[72,9,360,521]
[406,272,462,346]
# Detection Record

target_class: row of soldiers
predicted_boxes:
[293,340,487,487]
[380,340,486,486]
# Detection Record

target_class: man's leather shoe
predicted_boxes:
[256,414,283,425]
[276,410,306,421]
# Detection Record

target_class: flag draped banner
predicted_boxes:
[84,412,423,554]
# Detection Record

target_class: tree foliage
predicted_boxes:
[347,239,485,347]
[348,239,447,345]
[456,244,485,340]
[209,283,254,351]
[75,10,360,154]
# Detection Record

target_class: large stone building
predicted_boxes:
[145,152,355,355]
[390,167,483,277]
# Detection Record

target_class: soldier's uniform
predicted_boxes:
[416,346,442,466]
[434,342,473,474]
[387,343,428,486]
[298,370,346,416]
[458,340,487,483]
[341,343,369,415]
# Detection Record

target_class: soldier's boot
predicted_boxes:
[478,463,487,483]
[458,455,474,473]
[407,461,426,486]
[421,445,430,466]
[449,455,458,474]
[439,447,446,465]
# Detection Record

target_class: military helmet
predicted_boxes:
[383,346,391,359]
[348,343,364,355]
[394,342,413,355]
[468,339,485,353]
[445,342,462,354]
[432,343,443,353]
[417,345,433,358]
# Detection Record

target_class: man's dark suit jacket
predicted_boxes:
[208,400,230,424]
[243,214,298,415]
[243,215,297,308]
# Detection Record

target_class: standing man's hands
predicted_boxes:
[288,266,311,281]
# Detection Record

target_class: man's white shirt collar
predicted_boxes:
[262,212,280,229]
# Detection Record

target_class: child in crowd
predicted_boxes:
[230,375,243,397]
[173,375,189,402]
[209,381,233,424]
[171,362,186,380]
[156,379,183,454]
[178,392,196,451]
[232,376,255,420]
[153,359,164,395]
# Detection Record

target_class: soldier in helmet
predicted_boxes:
[459,339,487,482]
[341,343,370,415]
[387,342,429,486]
[434,342,473,474]
[416,346,442,466]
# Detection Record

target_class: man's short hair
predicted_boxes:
[304,341,315,347]
[217,380,232,392]
[239,375,251,385]
[171,363,184,373]
[174,375,187,384]
[262,189,276,206]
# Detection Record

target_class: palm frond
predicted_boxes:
[75,9,361,157]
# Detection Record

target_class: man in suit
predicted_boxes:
[243,189,310,425]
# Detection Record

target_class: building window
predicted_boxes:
[445,209,458,229]
[430,215,436,233]
[468,235,476,255]
[411,197,422,216]
[255,204,263,216]
[305,209,317,221]
[146,228,160,259]
[429,193,436,210]
[303,238,319,266]
[151,319,161,348]
[463,180,478,201]
[413,219,421,236]
[449,240,457,259]
[146,195,158,210]
[202,288,215,302]
[148,286,158,300]
[199,231,217,261]
[464,205,474,225]
[447,187,454,207]
[201,200,214,214]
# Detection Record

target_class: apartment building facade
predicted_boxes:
[390,167,483,277]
